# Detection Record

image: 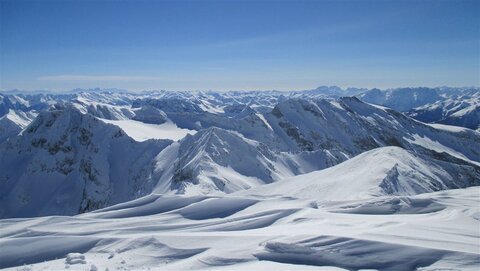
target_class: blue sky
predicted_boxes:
[1,0,479,91]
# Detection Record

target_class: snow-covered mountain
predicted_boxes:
[406,92,480,130]
[1,87,480,270]
[132,96,480,197]
[3,86,479,131]
[358,87,480,130]
[1,90,479,218]
[275,97,478,155]
[358,87,443,111]
[242,146,480,201]
[0,106,171,218]
[0,110,36,143]
[154,127,281,195]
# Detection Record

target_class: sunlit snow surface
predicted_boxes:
[100,118,196,141]
[0,188,478,270]
[1,184,479,270]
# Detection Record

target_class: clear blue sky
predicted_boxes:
[1,0,479,91]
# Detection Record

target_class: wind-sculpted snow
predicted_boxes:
[0,186,478,270]
[254,235,479,271]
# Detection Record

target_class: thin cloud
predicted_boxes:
[38,75,162,81]
[198,21,374,50]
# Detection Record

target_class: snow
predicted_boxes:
[238,146,476,201]
[1,88,479,270]
[0,108,172,218]
[1,186,478,270]
[404,133,474,163]
[2,145,479,270]
[99,118,196,141]
[255,113,273,130]
[427,123,474,133]
[3,110,34,128]
[65,253,86,265]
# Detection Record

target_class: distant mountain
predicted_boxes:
[358,87,443,111]
[355,87,479,129]
[406,92,480,130]
[301,85,367,97]
[69,87,129,93]
[2,86,479,129]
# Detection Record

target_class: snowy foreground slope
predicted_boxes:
[1,147,479,270]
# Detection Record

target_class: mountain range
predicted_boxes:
[0,86,479,270]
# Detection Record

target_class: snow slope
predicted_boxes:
[0,110,36,143]
[0,106,171,218]
[265,97,480,161]
[100,118,196,141]
[240,147,480,201]
[0,185,478,270]
[408,98,480,130]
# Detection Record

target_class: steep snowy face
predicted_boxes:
[0,110,37,143]
[242,147,480,201]
[156,127,287,195]
[70,92,136,120]
[358,87,443,111]
[265,97,480,162]
[0,94,16,117]
[440,103,479,130]
[357,87,480,130]
[407,93,480,130]
[0,107,171,218]
[0,93,76,116]
[79,103,134,120]
[0,92,137,121]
